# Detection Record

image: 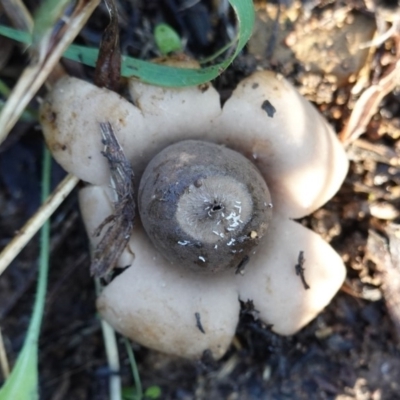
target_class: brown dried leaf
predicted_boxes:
[90,122,135,279]
[94,0,121,91]
[340,58,400,145]
[340,34,400,145]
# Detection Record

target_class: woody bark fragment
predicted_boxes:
[94,0,121,91]
[90,122,135,279]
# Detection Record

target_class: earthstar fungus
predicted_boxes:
[40,69,349,360]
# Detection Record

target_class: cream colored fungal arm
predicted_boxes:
[208,71,349,219]
[80,184,240,360]
[237,212,346,335]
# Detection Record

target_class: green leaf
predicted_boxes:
[154,23,182,55]
[0,345,38,400]
[121,0,255,86]
[0,0,254,87]
[121,385,161,400]
[0,148,51,400]
[144,386,162,399]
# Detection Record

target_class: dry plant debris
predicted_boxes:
[90,122,135,279]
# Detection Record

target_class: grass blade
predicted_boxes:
[124,337,143,400]
[0,0,255,87]
[0,147,51,400]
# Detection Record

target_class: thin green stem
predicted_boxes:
[24,146,51,350]
[124,337,143,400]
[199,38,236,64]
[31,146,51,335]
[0,146,52,399]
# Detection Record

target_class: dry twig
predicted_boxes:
[0,173,79,276]
[90,122,135,279]
[0,0,100,145]
[0,327,10,380]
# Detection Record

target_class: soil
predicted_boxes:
[1,0,400,399]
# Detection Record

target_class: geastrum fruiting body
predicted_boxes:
[40,68,349,360]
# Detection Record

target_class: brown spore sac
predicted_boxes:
[138,140,273,273]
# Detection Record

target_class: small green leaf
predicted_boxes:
[154,23,182,55]
[144,386,162,399]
